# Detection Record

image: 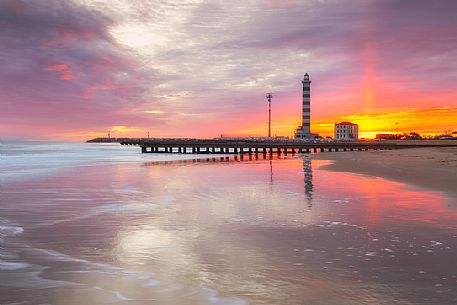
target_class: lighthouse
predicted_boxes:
[295,73,316,139]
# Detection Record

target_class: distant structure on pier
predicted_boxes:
[334,122,359,140]
[375,134,402,140]
[295,73,318,139]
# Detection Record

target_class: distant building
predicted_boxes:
[295,73,318,139]
[334,122,359,140]
[375,134,402,140]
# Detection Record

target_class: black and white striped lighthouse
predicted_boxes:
[295,73,315,139]
[301,73,311,134]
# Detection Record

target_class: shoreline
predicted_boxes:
[312,147,457,200]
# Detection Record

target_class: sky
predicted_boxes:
[1,0,456,140]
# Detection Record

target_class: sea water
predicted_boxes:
[1,141,456,305]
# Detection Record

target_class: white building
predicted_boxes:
[334,122,359,140]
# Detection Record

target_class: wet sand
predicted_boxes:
[313,147,457,199]
[2,148,457,304]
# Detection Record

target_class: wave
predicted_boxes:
[0,217,24,240]
[0,141,213,184]
[0,217,247,305]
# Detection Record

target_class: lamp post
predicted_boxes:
[266,93,272,138]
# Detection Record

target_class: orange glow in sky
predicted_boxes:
[232,107,457,140]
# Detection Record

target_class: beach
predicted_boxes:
[1,142,457,305]
[313,147,457,199]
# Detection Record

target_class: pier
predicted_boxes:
[115,138,457,155]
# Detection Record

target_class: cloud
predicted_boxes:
[47,64,76,80]
[1,0,456,139]
[0,0,158,133]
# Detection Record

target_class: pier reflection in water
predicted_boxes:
[143,153,315,208]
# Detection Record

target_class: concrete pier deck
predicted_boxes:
[114,138,457,155]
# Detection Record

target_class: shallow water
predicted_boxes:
[1,142,457,304]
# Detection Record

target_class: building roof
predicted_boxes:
[336,121,358,125]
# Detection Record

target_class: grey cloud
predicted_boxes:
[0,0,159,129]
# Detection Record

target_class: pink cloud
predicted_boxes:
[47,63,76,81]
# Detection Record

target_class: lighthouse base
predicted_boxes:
[294,127,318,140]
